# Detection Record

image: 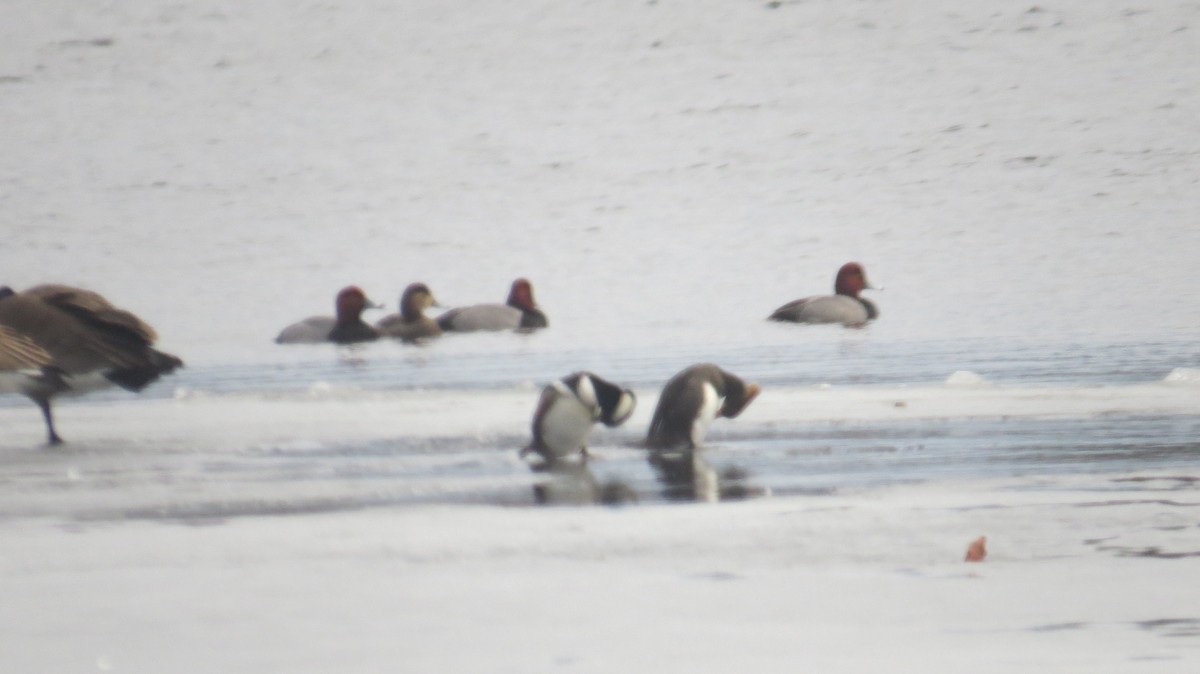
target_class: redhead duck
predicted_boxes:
[376,283,441,342]
[0,284,183,445]
[275,286,382,344]
[769,262,878,326]
[521,371,637,465]
[645,363,760,450]
[437,278,548,332]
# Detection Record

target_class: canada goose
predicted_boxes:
[0,284,184,445]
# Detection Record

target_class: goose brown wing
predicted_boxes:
[23,284,158,345]
[0,325,53,370]
[0,288,151,373]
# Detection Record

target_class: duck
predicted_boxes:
[768,262,879,326]
[275,286,382,344]
[375,283,441,342]
[645,363,760,450]
[436,278,548,332]
[521,371,637,465]
[0,284,184,445]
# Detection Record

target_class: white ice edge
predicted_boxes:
[2,381,1198,449]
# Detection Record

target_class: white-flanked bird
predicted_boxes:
[645,363,760,450]
[522,371,636,464]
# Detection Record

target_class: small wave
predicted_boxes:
[945,370,992,387]
[1163,368,1200,385]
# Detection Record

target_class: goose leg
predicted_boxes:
[34,398,63,445]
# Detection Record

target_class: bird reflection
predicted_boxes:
[528,458,637,506]
[524,448,767,506]
[648,448,766,503]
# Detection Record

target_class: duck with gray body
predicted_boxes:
[0,284,184,445]
[276,286,382,344]
[645,363,761,450]
[769,262,878,326]
[376,282,441,342]
[437,278,547,332]
[522,371,637,465]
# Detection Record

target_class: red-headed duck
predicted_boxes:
[376,283,441,342]
[521,371,637,465]
[0,284,183,445]
[769,262,879,326]
[645,363,760,450]
[437,278,548,332]
[275,286,382,344]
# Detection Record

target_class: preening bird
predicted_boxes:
[0,284,183,445]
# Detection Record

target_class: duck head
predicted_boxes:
[399,282,438,321]
[506,278,539,312]
[833,262,872,299]
[565,371,637,427]
[719,379,761,419]
[335,286,381,321]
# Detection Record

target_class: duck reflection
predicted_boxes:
[529,460,637,506]
[648,448,766,503]
[525,444,766,506]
